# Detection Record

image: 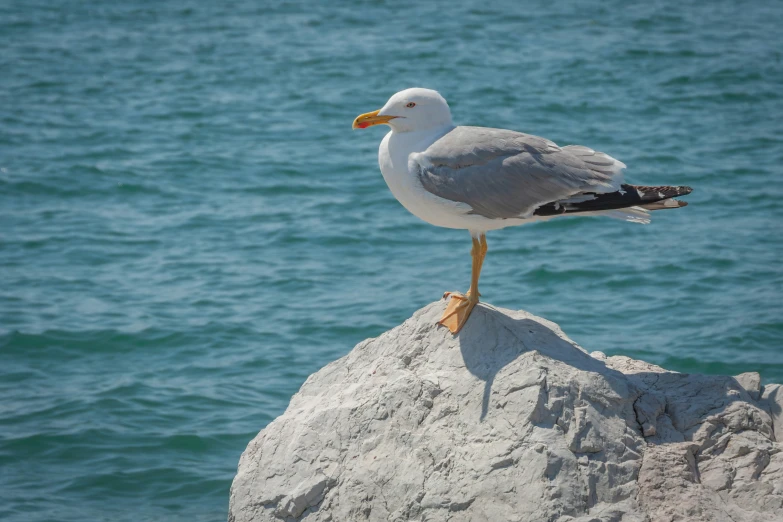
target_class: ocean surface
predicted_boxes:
[1,0,782,520]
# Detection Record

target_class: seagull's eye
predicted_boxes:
[405,102,416,108]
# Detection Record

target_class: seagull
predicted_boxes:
[353,88,692,334]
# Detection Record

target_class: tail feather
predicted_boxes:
[534,184,693,218]
[639,199,688,210]
[603,206,651,224]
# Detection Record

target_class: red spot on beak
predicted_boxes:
[358,122,370,129]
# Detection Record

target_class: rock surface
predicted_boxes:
[228,301,783,522]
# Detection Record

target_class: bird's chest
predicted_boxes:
[377,130,469,229]
[378,132,431,212]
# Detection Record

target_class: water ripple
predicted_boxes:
[2,0,782,520]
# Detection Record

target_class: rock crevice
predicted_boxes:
[229,301,783,522]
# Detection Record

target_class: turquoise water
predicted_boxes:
[2,0,782,520]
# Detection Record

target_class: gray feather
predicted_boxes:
[414,127,624,219]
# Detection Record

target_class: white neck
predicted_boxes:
[389,123,455,149]
[377,123,457,227]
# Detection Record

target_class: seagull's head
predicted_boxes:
[353,88,453,133]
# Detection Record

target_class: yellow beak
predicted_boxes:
[352,109,398,129]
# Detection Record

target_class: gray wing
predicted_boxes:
[412,126,625,220]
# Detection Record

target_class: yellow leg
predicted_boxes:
[439,234,488,334]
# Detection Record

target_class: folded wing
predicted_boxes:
[412,126,626,220]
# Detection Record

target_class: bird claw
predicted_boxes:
[438,291,479,334]
[442,290,479,300]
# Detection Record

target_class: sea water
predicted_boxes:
[1,1,781,520]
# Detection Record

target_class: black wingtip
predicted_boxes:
[533,183,694,217]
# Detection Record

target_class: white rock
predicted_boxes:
[228,301,783,522]
[735,372,762,400]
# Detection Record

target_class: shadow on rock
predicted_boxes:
[455,302,627,420]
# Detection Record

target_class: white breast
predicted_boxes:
[378,126,472,230]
